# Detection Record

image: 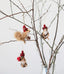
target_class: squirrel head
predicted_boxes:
[27,29,30,32]
[23,25,30,32]
[24,29,30,34]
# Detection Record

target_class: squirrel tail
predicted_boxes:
[14,31,22,41]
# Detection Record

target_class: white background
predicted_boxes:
[0,0,64,74]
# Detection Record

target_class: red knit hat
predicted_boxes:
[42,24,48,30]
[20,50,25,57]
[23,25,28,32]
[17,57,21,61]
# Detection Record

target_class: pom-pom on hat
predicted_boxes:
[17,57,21,61]
[42,24,48,30]
[23,25,28,32]
[20,50,25,57]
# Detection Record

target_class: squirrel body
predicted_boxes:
[14,30,30,43]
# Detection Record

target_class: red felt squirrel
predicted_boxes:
[17,50,27,67]
[14,25,30,43]
[41,24,49,40]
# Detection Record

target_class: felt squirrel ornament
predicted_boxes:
[17,50,27,67]
[14,25,30,43]
[41,24,49,40]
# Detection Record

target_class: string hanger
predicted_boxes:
[23,13,25,24]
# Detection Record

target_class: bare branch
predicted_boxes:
[0,40,36,46]
[32,0,45,66]
[48,1,64,28]
[10,0,32,19]
[52,0,64,11]
[52,55,56,74]
[32,0,35,37]
[18,0,32,18]
[9,0,14,17]
[0,9,32,20]
[52,0,60,50]
[54,35,64,54]
[0,40,17,45]
[48,4,64,28]
[47,1,60,73]
[35,5,51,22]
[52,1,61,74]
[0,10,32,29]
[48,36,64,73]
[50,41,64,67]
[57,41,64,50]
[50,41,64,74]
[48,14,57,28]
[10,0,23,11]
[38,6,47,67]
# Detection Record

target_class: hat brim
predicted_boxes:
[43,27,48,30]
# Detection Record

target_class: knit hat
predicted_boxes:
[20,50,25,57]
[23,25,28,32]
[42,24,48,30]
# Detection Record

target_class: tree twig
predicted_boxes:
[0,10,32,29]
[48,4,64,28]
[18,0,32,18]
[52,0,64,11]
[0,40,36,46]
[38,6,47,67]
[51,1,61,74]
[50,41,64,67]
[52,0,60,50]
[57,41,64,51]
[47,1,60,74]
[9,0,14,17]
[32,0,45,66]
[54,35,64,54]
[0,9,32,20]
[35,5,51,22]
[0,40,17,45]
[10,0,32,19]
[51,41,64,74]
[49,36,64,69]
[52,55,56,74]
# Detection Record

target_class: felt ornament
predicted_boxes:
[20,50,25,57]
[41,24,49,40]
[17,50,27,68]
[14,25,30,43]
[17,57,21,61]
[26,36,31,40]
[21,57,27,67]
[23,25,28,32]
[42,24,48,30]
